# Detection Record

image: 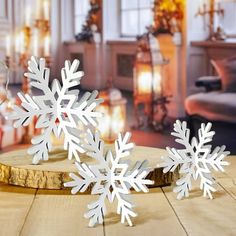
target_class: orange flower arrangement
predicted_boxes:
[152,0,185,35]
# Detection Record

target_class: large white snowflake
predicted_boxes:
[64,130,153,227]
[8,57,103,164]
[158,120,230,200]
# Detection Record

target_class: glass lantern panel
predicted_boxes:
[96,102,126,142]
[110,104,126,138]
[135,63,153,96]
[153,65,162,97]
[96,104,111,141]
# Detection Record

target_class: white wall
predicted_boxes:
[186,0,209,95]
[0,0,13,61]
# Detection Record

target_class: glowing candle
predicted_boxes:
[6,35,11,57]
[44,35,50,57]
[36,0,42,19]
[43,0,50,20]
[25,6,31,27]
[33,29,39,57]
[19,31,25,54]
[15,33,20,53]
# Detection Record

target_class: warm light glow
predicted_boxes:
[25,6,31,27]
[36,0,43,19]
[19,31,25,54]
[6,100,14,112]
[43,0,50,20]
[160,0,185,13]
[15,33,20,53]
[44,34,50,57]
[6,35,11,57]
[97,105,111,140]
[111,106,125,135]
[136,63,163,96]
[137,71,152,95]
[97,104,126,142]
[33,29,39,57]
[50,133,64,146]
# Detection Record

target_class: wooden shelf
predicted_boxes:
[191,40,236,48]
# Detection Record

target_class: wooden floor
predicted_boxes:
[0,157,235,236]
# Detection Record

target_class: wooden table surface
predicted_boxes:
[0,149,235,236]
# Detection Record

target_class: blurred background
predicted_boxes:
[0,0,236,153]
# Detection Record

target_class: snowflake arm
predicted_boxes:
[7,57,58,164]
[194,123,229,199]
[8,57,103,164]
[171,120,192,151]
[195,145,229,199]
[111,160,153,226]
[113,186,136,226]
[74,91,103,127]
[114,132,134,161]
[206,145,230,172]
[83,129,105,162]
[160,120,230,200]
[158,148,188,173]
[63,126,85,161]
[28,124,53,164]
[64,158,109,227]
[8,57,55,127]
[64,162,105,194]
[174,171,192,200]
[111,133,154,226]
[56,60,103,161]
[65,131,153,227]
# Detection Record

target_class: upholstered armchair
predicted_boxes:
[185,57,236,153]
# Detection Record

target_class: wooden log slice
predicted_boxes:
[0,146,178,190]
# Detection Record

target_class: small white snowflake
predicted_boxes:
[8,57,103,164]
[158,120,230,200]
[64,130,154,227]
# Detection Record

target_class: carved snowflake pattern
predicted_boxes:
[8,57,103,164]
[64,130,154,227]
[158,120,230,200]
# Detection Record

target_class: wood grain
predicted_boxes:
[20,189,104,236]
[162,183,236,235]
[0,146,178,190]
[0,183,36,236]
[103,188,187,236]
[0,148,235,236]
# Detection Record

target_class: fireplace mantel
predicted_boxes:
[191,40,236,49]
[191,40,236,76]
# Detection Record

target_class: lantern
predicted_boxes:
[97,88,127,142]
[134,56,164,101]
[133,33,170,130]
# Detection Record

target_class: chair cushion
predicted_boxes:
[185,92,236,123]
[211,57,236,92]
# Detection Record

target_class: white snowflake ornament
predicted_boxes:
[64,130,154,227]
[158,120,230,200]
[8,57,103,164]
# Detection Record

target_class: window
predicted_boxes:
[121,0,153,37]
[74,0,90,35]
[219,0,236,36]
